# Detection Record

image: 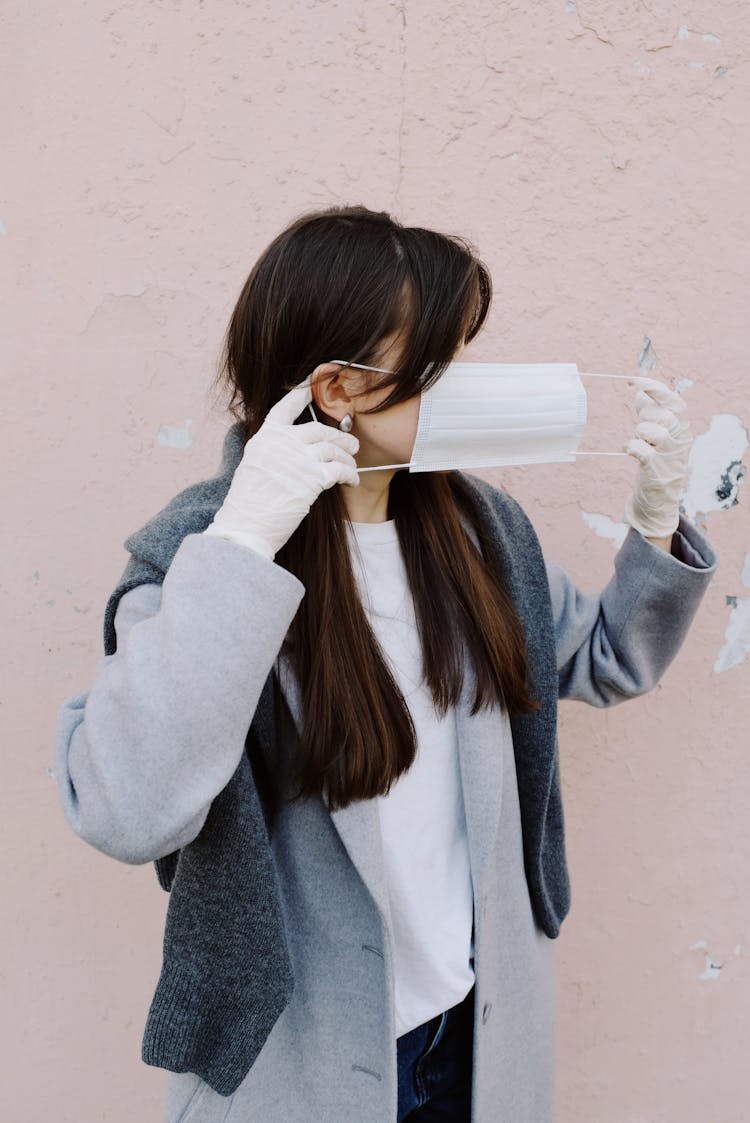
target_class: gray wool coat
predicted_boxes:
[54,423,717,1122]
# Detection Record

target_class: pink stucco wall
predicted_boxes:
[3,2,748,1120]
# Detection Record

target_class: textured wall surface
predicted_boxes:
[2,2,748,1120]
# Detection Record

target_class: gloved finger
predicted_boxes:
[265,382,314,425]
[635,400,681,431]
[636,381,689,416]
[318,459,360,489]
[624,437,657,466]
[312,441,360,470]
[635,419,673,446]
[296,420,360,454]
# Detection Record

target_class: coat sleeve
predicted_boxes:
[53,532,304,864]
[546,516,717,706]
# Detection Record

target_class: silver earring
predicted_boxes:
[338,414,354,433]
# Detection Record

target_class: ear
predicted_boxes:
[310,363,358,425]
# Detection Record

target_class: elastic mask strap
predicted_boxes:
[298,360,397,424]
[577,371,657,456]
[328,359,396,374]
[581,372,654,384]
[358,463,413,472]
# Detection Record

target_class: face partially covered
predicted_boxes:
[310,329,466,472]
[309,329,417,471]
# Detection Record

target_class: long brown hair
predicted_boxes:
[215,205,538,810]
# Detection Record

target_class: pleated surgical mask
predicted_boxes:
[401,361,587,471]
[307,360,650,472]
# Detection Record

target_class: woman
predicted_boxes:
[54,205,716,1122]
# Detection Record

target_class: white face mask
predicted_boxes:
[313,360,642,473]
[403,361,586,471]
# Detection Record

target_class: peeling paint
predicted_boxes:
[714,597,750,673]
[674,26,720,47]
[581,511,628,548]
[700,956,723,981]
[740,553,750,588]
[681,414,748,520]
[690,940,742,978]
[565,0,576,11]
[638,336,656,377]
[716,463,745,504]
[157,419,193,449]
[0,216,6,235]
[674,377,694,394]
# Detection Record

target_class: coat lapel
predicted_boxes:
[274,653,392,924]
[276,650,507,920]
[454,657,506,905]
[326,799,392,926]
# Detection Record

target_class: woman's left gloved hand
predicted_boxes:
[622,379,693,539]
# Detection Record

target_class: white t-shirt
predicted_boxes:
[346,518,475,1037]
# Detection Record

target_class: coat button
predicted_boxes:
[482,1002,492,1024]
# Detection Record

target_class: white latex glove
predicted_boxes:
[622,378,692,539]
[204,381,360,560]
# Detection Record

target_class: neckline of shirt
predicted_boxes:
[346,518,399,545]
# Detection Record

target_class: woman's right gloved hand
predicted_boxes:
[204,381,360,560]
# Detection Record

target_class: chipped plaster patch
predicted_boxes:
[740,552,750,588]
[700,957,723,980]
[675,377,694,394]
[681,414,748,520]
[157,419,193,449]
[638,336,657,377]
[689,940,741,979]
[715,597,750,673]
[581,511,628,548]
[675,26,720,46]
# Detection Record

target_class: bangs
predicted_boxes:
[349,227,492,415]
[219,204,492,430]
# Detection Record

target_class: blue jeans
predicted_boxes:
[396,986,474,1121]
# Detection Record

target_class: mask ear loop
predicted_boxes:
[575,371,662,456]
[357,464,414,472]
[301,359,398,424]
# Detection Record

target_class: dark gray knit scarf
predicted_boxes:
[103,421,566,1097]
